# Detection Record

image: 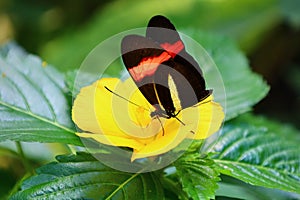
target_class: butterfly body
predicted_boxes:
[121,15,211,119]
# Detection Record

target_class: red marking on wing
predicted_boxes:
[129,51,171,82]
[160,41,184,58]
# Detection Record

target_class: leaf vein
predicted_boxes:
[0,100,74,134]
[262,148,300,166]
[12,64,57,122]
[2,73,30,111]
[215,159,300,190]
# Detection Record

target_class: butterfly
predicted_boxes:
[121,15,211,120]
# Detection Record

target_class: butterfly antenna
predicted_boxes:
[174,110,186,126]
[155,116,165,136]
[104,86,150,112]
[175,116,185,126]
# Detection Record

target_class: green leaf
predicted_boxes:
[0,43,82,146]
[185,30,269,120]
[211,120,300,194]
[174,154,220,200]
[9,152,164,200]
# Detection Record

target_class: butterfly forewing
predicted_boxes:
[121,35,176,116]
[146,15,180,46]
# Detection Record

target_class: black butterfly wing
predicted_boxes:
[121,34,176,115]
[146,15,212,107]
[146,15,180,48]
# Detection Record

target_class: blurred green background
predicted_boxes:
[0,0,299,197]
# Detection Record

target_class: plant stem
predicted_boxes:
[15,142,34,175]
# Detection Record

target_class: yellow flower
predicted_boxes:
[72,77,224,161]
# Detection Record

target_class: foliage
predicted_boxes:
[10,153,164,200]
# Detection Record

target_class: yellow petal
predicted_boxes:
[72,78,163,150]
[131,118,189,161]
[72,78,122,134]
[184,96,224,139]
